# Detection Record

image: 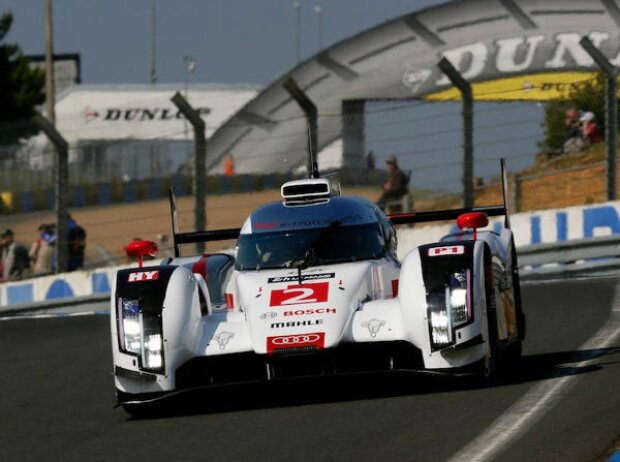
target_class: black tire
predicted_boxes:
[480,249,500,383]
[511,241,526,342]
[498,241,525,378]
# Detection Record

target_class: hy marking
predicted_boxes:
[448,286,620,462]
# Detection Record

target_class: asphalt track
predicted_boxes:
[1,278,620,462]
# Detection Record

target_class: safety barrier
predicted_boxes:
[4,200,620,311]
[518,234,620,279]
[0,265,122,312]
[1,170,386,214]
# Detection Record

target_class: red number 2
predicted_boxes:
[270,282,329,307]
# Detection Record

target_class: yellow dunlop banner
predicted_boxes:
[424,72,617,102]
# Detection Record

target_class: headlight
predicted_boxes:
[428,270,471,350]
[448,270,471,327]
[117,297,165,373]
[429,308,452,347]
[120,299,141,353]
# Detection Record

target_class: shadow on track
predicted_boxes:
[503,346,620,384]
[122,346,620,420]
[123,373,450,420]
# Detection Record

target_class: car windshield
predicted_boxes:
[236,222,385,271]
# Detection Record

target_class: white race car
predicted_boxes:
[111,174,525,413]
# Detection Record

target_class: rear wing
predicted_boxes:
[168,189,240,258]
[388,204,506,226]
[169,160,512,257]
[388,158,511,227]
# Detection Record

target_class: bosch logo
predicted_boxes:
[271,334,321,345]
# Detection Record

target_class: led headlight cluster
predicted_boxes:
[117,298,164,373]
[428,270,471,350]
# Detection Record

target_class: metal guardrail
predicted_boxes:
[518,234,620,280]
[3,236,620,315]
[0,293,109,316]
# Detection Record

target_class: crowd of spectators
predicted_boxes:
[563,108,603,154]
[0,215,86,282]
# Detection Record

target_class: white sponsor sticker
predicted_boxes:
[428,245,465,257]
[127,270,159,282]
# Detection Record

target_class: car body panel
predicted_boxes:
[111,179,524,407]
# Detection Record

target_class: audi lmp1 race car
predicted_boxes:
[110,168,525,413]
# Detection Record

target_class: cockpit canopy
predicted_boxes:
[236,222,385,271]
[236,195,394,271]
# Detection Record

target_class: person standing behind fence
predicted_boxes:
[580,111,603,147]
[1,229,31,281]
[29,224,56,274]
[223,154,235,177]
[377,155,409,213]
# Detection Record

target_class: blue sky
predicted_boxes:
[0,0,543,189]
[1,0,450,85]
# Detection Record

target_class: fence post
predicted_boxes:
[171,92,206,254]
[32,113,68,273]
[513,173,521,213]
[580,36,617,201]
[282,77,319,178]
[438,57,474,208]
[341,100,366,171]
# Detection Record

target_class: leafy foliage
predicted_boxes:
[0,12,45,145]
[540,73,609,152]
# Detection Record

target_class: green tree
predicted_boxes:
[0,12,45,145]
[540,73,609,152]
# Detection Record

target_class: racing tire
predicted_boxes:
[480,248,500,383]
[511,241,526,342]
[498,241,525,378]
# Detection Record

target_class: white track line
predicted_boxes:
[448,287,620,462]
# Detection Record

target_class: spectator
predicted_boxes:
[565,108,581,139]
[1,229,31,281]
[563,108,585,154]
[223,154,235,177]
[29,223,56,274]
[580,111,603,146]
[67,215,87,271]
[377,155,410,213]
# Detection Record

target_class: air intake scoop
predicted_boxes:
[281,178,337,205]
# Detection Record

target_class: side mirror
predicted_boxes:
[456,212,488,240]
[125,240,158,268]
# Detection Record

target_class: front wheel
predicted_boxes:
[480,303,499,382]
[480,250,500,383]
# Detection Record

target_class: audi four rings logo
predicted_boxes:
[271,334,321,345]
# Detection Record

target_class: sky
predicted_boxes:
[0,0,451,85]
[0,0,543,191]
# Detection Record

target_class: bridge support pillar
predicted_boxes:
[342,100,366,170]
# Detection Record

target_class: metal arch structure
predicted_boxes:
[207,0,620,175]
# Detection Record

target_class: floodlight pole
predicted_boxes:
[283,77,319,178]
[438,57,474,208]
[171,91,206,254]
[33,113,68,273]
[44,0,56,124]
[580,36,617,201]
